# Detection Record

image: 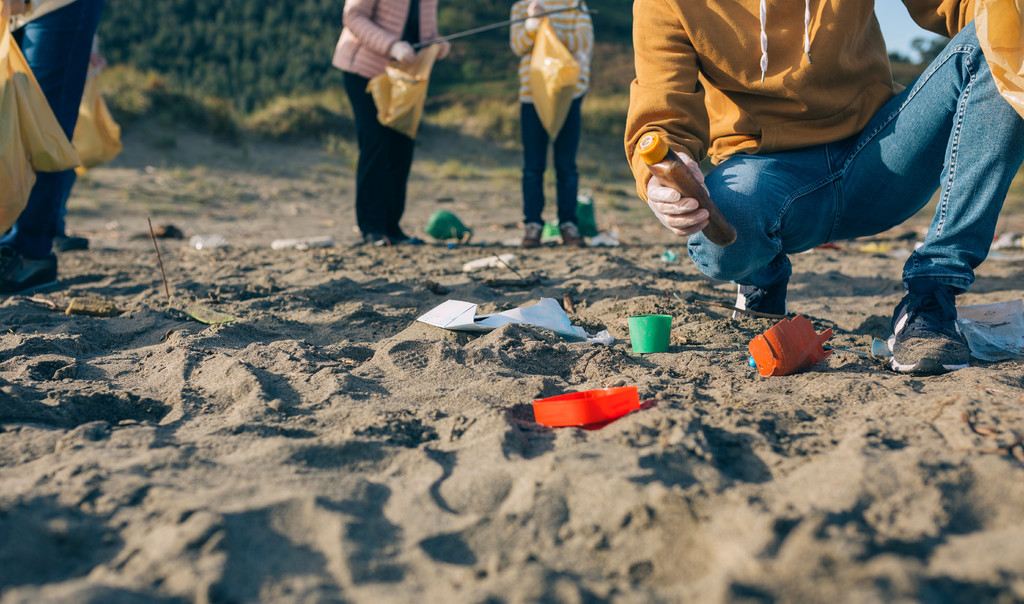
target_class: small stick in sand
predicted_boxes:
[495,254,525,279]
[148,217,172,303]
[674,293,787,320]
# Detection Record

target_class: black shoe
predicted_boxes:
[363,233,390,247]
[390,235,424,246]
[54,235,89,252]
[734,275,789,318]
[887,279,970,375]
[0,247,59,296]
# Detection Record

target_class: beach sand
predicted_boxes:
[2,126,1024,603]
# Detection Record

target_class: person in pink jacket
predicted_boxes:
[333,0,450,247]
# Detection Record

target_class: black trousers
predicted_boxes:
[343,71,415,238]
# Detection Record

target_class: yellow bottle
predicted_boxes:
[637,133,737,246]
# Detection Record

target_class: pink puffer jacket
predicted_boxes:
[332,0,440,79]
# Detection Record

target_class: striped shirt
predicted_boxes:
[510,0,593,103]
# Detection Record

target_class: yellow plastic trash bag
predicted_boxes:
[73,68,122,172]
[0,15,80,233]
[976,0,1024,119]
[367,43,440,139]
[529,18,580,137]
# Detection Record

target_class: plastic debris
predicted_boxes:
[661,249,679,263]
[858,241,891,254]
[749,315,833,376]
[270,236,335,250]
[587,230,620,247]
[462,254,518,273]
[190,235,227,250]
[576,190,599,237]
[956,299,1024,361]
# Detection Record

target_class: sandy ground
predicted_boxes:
[2,125,1024,604]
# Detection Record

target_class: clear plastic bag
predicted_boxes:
[957,299,1024,361]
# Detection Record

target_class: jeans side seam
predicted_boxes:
[935,53,977,238]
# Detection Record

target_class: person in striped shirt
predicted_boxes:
[510,0,593,248]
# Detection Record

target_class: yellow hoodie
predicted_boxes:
[625,0,976,199]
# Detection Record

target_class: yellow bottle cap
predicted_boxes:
[637,132,669,165]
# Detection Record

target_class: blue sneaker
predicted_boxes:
[887,279,970,375]
[0,246,58,296]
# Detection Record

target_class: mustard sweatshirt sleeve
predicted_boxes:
[625,0,710,201]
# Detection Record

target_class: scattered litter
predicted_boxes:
[587,230,620,247]
[183,302,236,325]
[749,315,833,376]
[991,232,1023,250]
[533,386,640,428]
[417,297,613,344]
[956,299,1024,361]
[541,221,561,243]
[271,236,335,250]
[66,297,120,317]
[190,235,227,250]
[425,210,472,241]
[816,242,842,250]
[462,254,517,272]
[871,338,892,357]
[576,190,599,237]
[858,242,891,254]
[660,249,678,263]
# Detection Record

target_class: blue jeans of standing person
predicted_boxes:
[2,0,104,259]
[689,22,1024,295]
[521,97,583,226]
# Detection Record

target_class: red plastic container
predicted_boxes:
[532,386,641,427]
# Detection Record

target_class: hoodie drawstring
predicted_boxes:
[759,0,813,83]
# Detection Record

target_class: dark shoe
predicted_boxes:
[389,234,424,246]
[559,221,585,247]
[521,222,542,248]
[734,275,789,318]
[54,235,89,252]
[0,247,59,296]
[363,233,390,247]
[887,279,970,375]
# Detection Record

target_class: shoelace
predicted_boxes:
[905,288,958,335]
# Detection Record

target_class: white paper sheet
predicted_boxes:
[417,298,614,344]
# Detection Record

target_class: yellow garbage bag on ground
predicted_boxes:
[73,67,122,172]
[529,18,580,137]
[367,43,441,139]
[976,0,1024,119]
[0,11,80,233]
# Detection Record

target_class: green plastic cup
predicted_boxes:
[628,314,672,353]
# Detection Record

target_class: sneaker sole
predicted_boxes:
[888,357,968,375]
[886,335,969,375]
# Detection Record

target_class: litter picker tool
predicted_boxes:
[412,2,595,49]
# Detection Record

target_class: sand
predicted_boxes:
[2,126,1024,604]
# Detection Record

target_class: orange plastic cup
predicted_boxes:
[533,386,641,427]
[748,314,833,376]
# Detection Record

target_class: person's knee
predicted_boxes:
[687,236,770,282]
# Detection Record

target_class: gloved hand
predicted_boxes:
[525,0,544,31]
[389,41,416,65]
[645,151,711,237]
[436,39,451,60]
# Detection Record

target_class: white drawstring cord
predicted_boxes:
[759,0,768,82]
[804,0,812,63]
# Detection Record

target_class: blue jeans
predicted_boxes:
[521,97,583,225]
[2,0,104,259]
[689,22,1024,295]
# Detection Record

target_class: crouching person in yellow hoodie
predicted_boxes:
[625,0,1024,376]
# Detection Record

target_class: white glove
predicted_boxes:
[527,0,544,16]
[436,39,451,60]
[645,152,711,236]
[389,41,416,65]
